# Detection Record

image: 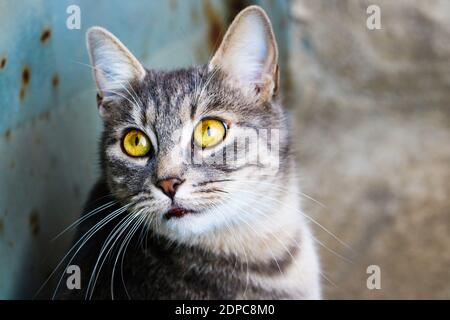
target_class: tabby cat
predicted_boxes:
[57,5,320,300]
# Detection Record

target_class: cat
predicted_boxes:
[56,5,321,300]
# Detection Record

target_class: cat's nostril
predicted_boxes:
[157,178,184,199]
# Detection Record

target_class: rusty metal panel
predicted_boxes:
[0,0,289,298]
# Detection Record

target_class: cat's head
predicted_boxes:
[86,6,291,242]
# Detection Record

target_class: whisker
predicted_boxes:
[220,192,338,288]
[86,211,140,299]
[236,179,327,209]
[49,204,130,299]
[111,212,146,299]
[71,60,144,112]
[222,184,353,252]
[52,200,117,241]
[221,186,353,264]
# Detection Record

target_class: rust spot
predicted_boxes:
[29,210,40,236]
[203,0,224,53]
[9,160,16,169]
[20,87,26,100]
[4,129,11,141]
[0,56,6,69]
[0,218,4,235]
[22,66,30,85]
[8,241,14,248]
[52,73,59,87]
[40,28,51,43]
[20,66,31,101]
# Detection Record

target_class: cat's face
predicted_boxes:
[87,6,289,241]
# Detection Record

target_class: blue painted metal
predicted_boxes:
[0,0,289,298]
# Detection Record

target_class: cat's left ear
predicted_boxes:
[209,6,279,102]
[86,27,146,108]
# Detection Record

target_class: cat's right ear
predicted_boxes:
[86,27,145,113]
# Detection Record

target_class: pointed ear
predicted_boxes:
[86,27,145,100]
[209,6,279,101]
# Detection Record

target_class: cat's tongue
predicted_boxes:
[165,207,191,219]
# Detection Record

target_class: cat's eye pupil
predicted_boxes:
[193,119,226,148]
[123,130,151,157]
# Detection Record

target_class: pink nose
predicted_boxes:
[157,178,184,199]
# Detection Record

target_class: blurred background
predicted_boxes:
[0,0,449,299]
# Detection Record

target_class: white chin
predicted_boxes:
[161,210,228,241]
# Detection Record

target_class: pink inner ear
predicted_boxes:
[217,18,273,87]
[87,27,145,97]
[208,7,278,99]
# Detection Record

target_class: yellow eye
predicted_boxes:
[193,119,226,148]
[122,130,152,157]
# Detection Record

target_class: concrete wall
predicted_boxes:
[289,0,450,299]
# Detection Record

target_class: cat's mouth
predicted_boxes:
[164,206,196,219]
